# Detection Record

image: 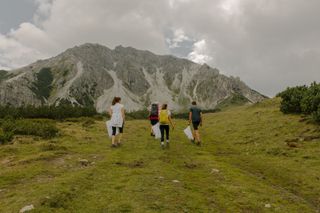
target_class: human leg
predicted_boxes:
[160,125,165,148]
[165,125,169,141]
[111,127,117,147]
[117,126,123,145]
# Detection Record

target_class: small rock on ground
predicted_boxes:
[265,204,271,208]
[210,168,220,174]
[172,180,180,183]
[19,204,34,213]
[78,159,89,166]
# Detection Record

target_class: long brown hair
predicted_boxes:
[112,97,121,105]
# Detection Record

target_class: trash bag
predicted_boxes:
[106,120,119,138]
[183,126,194,140]
[152,123,161,139]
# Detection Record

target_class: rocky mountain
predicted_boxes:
[0,43,266,112]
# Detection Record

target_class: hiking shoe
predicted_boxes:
[116,142,122,147]
[151,133,155,137]
[166,141,170,148]
[111,144,117,148]
[196,142,202,146]
[190,139,195,144]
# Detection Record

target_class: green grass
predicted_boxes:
[1,98,320,212]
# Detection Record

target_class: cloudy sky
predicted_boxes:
[0,0,319,96]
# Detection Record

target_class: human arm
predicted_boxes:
[168,116,175,130]
[108,107,112,117]
[168,110,175,129]
[121,107,125,122]
[200,112,203,126]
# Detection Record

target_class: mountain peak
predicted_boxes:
[0,43,266,112]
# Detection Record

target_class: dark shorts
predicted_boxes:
[192,121,201,130]
[150,120,159,125]
[112,124,124,135]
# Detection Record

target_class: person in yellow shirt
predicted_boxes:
[159,104,175,149]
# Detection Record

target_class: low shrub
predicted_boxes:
[278,82,320,123]
[0,105,97,120]
[126,110,149,120]
[82,118,96,128]
[300,82,320,114]
[313,107,320,123]
[0,130,14,144]
[2,119,58,139]
[277,85,308,114]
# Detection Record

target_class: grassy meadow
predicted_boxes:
[0,98,320,212]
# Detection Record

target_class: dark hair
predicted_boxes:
[112,97,121,105]
[162,104,167,110]
[192,101,197,105]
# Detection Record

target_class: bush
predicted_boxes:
[0,130,14,144]
[277,86,308,114]
[126,110,149,120]
[301,82,320,114]
[278,82,320,123]
[313,107,320,123]
[0,105,97,120]
[82,117,96,128]
[2,119,59,139]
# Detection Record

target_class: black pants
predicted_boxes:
[160,125,169,142]
[112,125,124,136]
[192,121,201,130]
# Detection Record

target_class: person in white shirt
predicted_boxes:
[109,97,125,147]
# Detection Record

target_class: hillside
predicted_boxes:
[0,43,265,112]
[1,98,320,212]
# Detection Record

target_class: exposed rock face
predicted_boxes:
[0,43,266,112]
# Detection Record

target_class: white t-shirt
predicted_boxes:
[110,103,124,127]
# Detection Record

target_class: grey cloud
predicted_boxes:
[0,0,319,96]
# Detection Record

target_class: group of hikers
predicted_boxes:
[108,96,203,149]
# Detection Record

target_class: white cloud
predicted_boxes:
[219,0,240,16]
[33,0,53,24]
[188,39,213,64]
[0,33,44,69]
[167,29,191,48]
[0,0,170,70]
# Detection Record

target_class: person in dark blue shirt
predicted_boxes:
[189,101,203,146]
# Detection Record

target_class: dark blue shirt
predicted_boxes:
[190,106,202,122]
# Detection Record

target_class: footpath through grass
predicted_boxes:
[0,98,320,212]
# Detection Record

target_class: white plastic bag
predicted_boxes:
[106,120,119,138]
[184,126,194,140]
[152,123,161,139]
